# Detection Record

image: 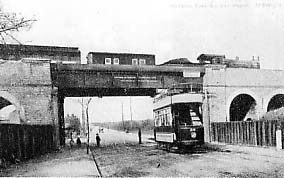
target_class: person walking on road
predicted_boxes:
[138,128,142,144]
[70,137,74,148]
[96,133,101,147]
[76,136,81,147]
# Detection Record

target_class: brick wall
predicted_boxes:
[0,59,58,125]
[203,65,284,142]
[0,44,81,63]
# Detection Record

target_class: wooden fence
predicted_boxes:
[211,120,282,147]
[0,124,56,165]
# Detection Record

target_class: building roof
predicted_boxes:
[0,44,79,53]
[197,54,226,63]
[161,58,193,65]
[88,51,155,57]
[0,44,81,60]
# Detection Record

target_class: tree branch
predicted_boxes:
[4,31,22,44]
[0,10,36,43]
[0,19,36,33]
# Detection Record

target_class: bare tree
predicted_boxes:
[74,97,93,154]
[74,98,92,135]
[0,4,36,44]
[76,98,87,135]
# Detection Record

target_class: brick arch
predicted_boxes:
[226,89,260,121]
[0,91,25,121]
[264,89,284,112]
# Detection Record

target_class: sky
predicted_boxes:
[2,0,284,122]
[64,97,153,123]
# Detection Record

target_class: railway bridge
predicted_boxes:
[0,58,203,145]
[1,58,284,144]
[52,63,204,144]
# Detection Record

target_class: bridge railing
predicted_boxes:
[0,124,56,166]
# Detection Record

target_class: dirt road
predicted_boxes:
[1,146,99,177]
[3,126,284,177]
[91,127,284,177]
[90,126,153,145]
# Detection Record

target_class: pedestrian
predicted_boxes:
[76,136,81,147]
[70,137,74,148]
[96,133,101,147]
[138,128,142,144]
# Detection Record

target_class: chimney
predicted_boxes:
[252,56,255,61]
[236,56,239,60]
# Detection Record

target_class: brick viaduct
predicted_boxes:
[203,65,284,141]
[1,51,284,145]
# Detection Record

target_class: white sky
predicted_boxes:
[2,0,284,67]
[64,97,153,123]
[2,0,284,122]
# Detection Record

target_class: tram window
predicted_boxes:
[165,108,171,126]
[161,115,164,126]
[190,109,202,126]
[179,117,192,126]
[154,112,159,126]
[163,109,168,126]
[154,108,172,127]
[157,111,161,126]
[160,109,164,126]
[157,118,161,126]
[156,120,160,126]
[176,106,192,126]
[174,111,179,117]
[159,111,163,126]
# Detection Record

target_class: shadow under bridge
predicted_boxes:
[51,63,205,145]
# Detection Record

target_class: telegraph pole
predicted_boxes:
[81,98,86,135]
[130,97,133,130]
[121,102,125,130]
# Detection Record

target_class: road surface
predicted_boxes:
[3,126,284,177]
[90,126,153,146]
[1,146,99,177]
[90,126,284,177]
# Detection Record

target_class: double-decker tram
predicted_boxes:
[153,89,204,150]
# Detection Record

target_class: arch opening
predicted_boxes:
[0,96,19,124]
[0,96,12,109]
[267,94,284,112]
[229,94,256,121]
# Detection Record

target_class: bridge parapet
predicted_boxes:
[0,59,51,87]
[51,64,204,92]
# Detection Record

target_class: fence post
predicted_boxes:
[276,121,282,150]
[203,89,211,143]
[268,121,272,146]
[262,121,266,146]
[211,123,214,142]
[16,126,22,161]
[253,121,257,146]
